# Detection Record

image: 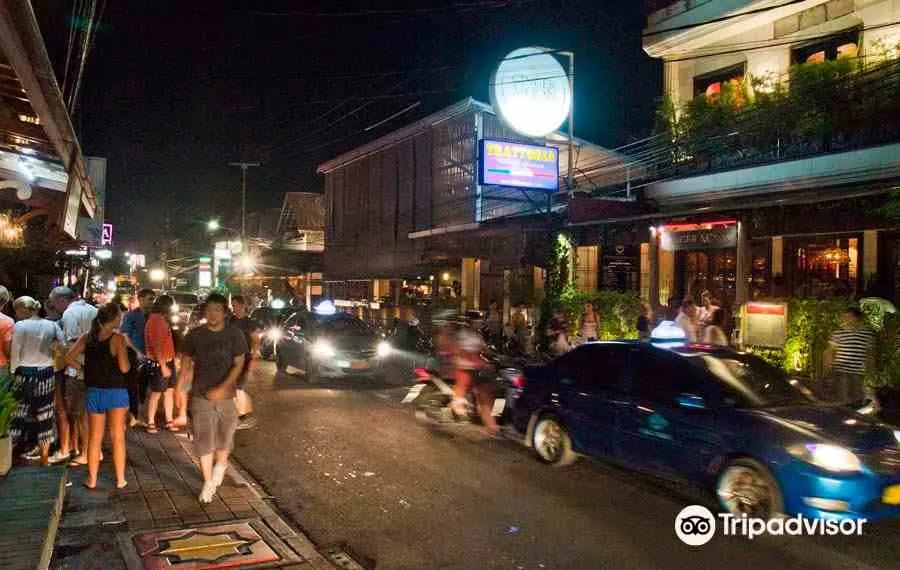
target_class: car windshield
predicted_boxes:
[169,292,198,305]
[252,308,291,326]
[312,313,371,336]
[691,354,814,408]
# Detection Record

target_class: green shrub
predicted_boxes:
[782,298,854,380]
[557,288,642,340]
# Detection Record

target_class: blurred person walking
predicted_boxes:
[675,299,700,343]
[177,293,247,503]
[580,301,599,342]
[66,304,131,489]
[825,307,876,407]
[9,296,64,465]
[121,289,155,425]
[702,308,729,346]
[0,286,13,380]
[145,295,177,433]
[53,286,97,466]
[230,295,260,430]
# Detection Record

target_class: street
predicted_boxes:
[233,361,900,570]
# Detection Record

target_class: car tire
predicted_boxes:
[532,414,577,466]
[716,457,784,520]
[275,352,287,374]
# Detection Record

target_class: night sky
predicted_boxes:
[35,0,659,252]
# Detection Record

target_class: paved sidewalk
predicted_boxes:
[52,428,338,570]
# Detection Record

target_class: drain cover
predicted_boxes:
[320,543,371,570]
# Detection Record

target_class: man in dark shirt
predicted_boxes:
[230,295,260,429]
[177,292,247,503]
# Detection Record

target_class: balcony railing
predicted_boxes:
[633,55,900,183]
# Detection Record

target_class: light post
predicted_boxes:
[228,161,260,243]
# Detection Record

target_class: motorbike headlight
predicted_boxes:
[312,340,336,359]
[788,443,862,473]
[377,341,392,358]
[267,328,282,341]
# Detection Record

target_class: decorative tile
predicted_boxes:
[129,520,281,569]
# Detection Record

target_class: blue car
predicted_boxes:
[508,342,900,521]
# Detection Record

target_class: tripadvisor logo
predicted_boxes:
[674,505,866,546]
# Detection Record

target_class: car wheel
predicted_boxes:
[532,415,577,466]
[716,458,784,520]
[275,352,287,374]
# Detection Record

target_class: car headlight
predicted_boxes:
[312,340,336,359]
[894,429,900,447]
[266,328,282,341]
[377,341,392,358]
[788,443,862,473]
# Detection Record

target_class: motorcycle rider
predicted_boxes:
[451,318,499,435]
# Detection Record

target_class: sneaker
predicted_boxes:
[235,415,258,430]
[211,463,228,488]
[49,450,71,464]
[199,481,217,504]
[20,446,40,460]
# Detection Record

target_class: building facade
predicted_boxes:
[571,0,900,318]
[318,98,622,315]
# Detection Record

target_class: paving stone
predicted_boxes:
[284,535,320,560]
[264,514,299,539]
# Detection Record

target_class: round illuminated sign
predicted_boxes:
[490,47,572,138]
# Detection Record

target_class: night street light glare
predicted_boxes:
[207,219,220,231]
[149,268,166,281]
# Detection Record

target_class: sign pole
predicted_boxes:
[562,51,575,198]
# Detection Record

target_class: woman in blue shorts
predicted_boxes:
[66,303,131,489]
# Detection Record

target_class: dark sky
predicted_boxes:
[36,0,659,251]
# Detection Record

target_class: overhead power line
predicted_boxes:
[643,0,810,37]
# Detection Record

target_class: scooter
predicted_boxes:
[402,364,523,425]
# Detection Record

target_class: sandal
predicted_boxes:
[165,421,181,432]
[69,456,88,467]
[146,424,158,434]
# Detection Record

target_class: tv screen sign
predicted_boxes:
[479,139,559,191]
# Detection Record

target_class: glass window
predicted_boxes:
[689,354,813,408]
[750,241,770,301]
[792,236,860,298]
[693,64,745,99]
[575,246,598,293]
[792,29,860,64]
[555,345,627,392]
[629,348,706,402]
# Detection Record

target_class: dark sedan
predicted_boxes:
[275,310,392,382]
[507,341,900,521]
[250,306,294,359]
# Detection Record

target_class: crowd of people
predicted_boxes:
[0,284,261,503]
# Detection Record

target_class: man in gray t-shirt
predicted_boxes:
[178,293,247,503]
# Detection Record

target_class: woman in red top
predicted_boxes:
[144,295,176,433]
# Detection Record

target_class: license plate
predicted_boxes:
[883,484,900,505]
[402,384,425,403]
[351,360,370,370]
[491,398,506,417]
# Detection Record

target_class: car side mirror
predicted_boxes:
[676,393,706,410]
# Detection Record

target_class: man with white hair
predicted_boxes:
[52,286,97,465]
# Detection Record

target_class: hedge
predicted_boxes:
[556,286,642,341]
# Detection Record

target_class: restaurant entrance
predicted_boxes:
[676,249,737,307]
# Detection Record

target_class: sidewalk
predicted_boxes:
[52,428,340,570]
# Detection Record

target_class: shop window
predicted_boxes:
[693,63,745,99]
[750,241,770,301]
[792,237,860,298]
[792,29,860,65]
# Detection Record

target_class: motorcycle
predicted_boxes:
[402,359,524,426]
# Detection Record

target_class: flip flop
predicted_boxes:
[146,424,158,434]
[69,456,88,467]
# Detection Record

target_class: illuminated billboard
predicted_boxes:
[478,139,559,191]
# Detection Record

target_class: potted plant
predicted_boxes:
[0,371,14,475]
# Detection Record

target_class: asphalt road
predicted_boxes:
[232,361,900,570]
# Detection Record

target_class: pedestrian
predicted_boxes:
[702,308,729,346]
[9,296,64,465]
[825,307,876,407]
[177,292,247,503]
[230,295,260,430]
[145,294,177,433]
[486,299,503,336]
[511,303,530,354]
[675,299,700,343]
[65,304,130,489]
[0,286,13,380]
[580,301,599,342]
[121,289,155,424]
[637,302,652,341]
[53,286,97,466]
[546,308,570,355]
[698,290,717,325]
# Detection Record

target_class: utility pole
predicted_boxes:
[228,161,260,244]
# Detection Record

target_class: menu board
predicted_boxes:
[602,244,639,292]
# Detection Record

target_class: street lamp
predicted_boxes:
[207,219,221,232]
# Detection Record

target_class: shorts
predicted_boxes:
[191,397,238,456]
[147,360,176,393]
[62,372,86,419]
[86,387,130,414]
[9,366,56,445]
